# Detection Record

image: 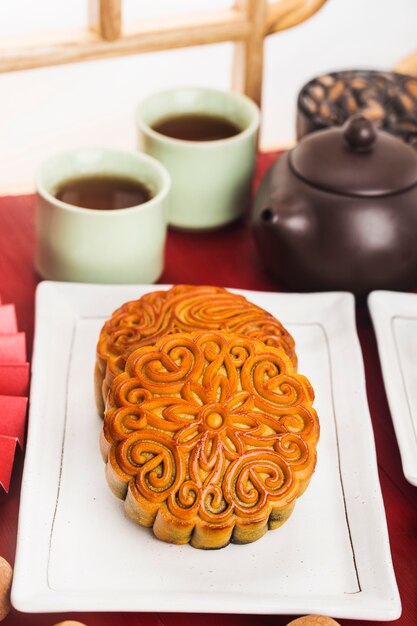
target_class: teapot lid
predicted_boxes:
[290,115,417,196]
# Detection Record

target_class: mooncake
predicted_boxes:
[101,330,319,549]
[95,285,297,414]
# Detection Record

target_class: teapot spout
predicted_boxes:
[259,204,316,236]
[260,207,279,225]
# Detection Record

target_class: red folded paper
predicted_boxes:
[0,363,30,396]
[0,297,29,494]
[0,395,28,447]
[0,332,26,363]
[0,435,18,493]
[0,304,18,335]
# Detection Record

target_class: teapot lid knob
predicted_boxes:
[344,115,376,151]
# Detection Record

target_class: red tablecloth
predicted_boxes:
[0,153,416,626]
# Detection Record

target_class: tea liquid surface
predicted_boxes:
[54,175,152,210]
[152,113,242,142]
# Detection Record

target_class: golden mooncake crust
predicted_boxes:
[102,330,319,549]
[95,285,297,414]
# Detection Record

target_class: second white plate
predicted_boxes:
[12,283,400,620]
[369,290,417,486]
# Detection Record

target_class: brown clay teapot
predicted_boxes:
[252,116,417,296]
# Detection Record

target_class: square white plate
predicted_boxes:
[369,290,417,487]
[12,282,400,620]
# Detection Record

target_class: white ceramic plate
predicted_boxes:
[369,290,417,487]
[12,282,400,620]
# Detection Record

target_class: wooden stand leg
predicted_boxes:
[232,0,267,107]
[89,0,122,41]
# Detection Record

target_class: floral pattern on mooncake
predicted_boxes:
[101,330,319,549]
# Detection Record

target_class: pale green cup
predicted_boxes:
[136,87,260,230]
[35,148,170,283]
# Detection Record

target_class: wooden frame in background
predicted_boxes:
[0,0,327,106]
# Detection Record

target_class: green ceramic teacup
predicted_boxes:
[35,148,170,283]
[136,87,260,230]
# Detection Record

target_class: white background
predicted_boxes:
[0,0,416,191]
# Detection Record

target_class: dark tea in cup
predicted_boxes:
[54,175,152,210]
[151,113,242,142]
